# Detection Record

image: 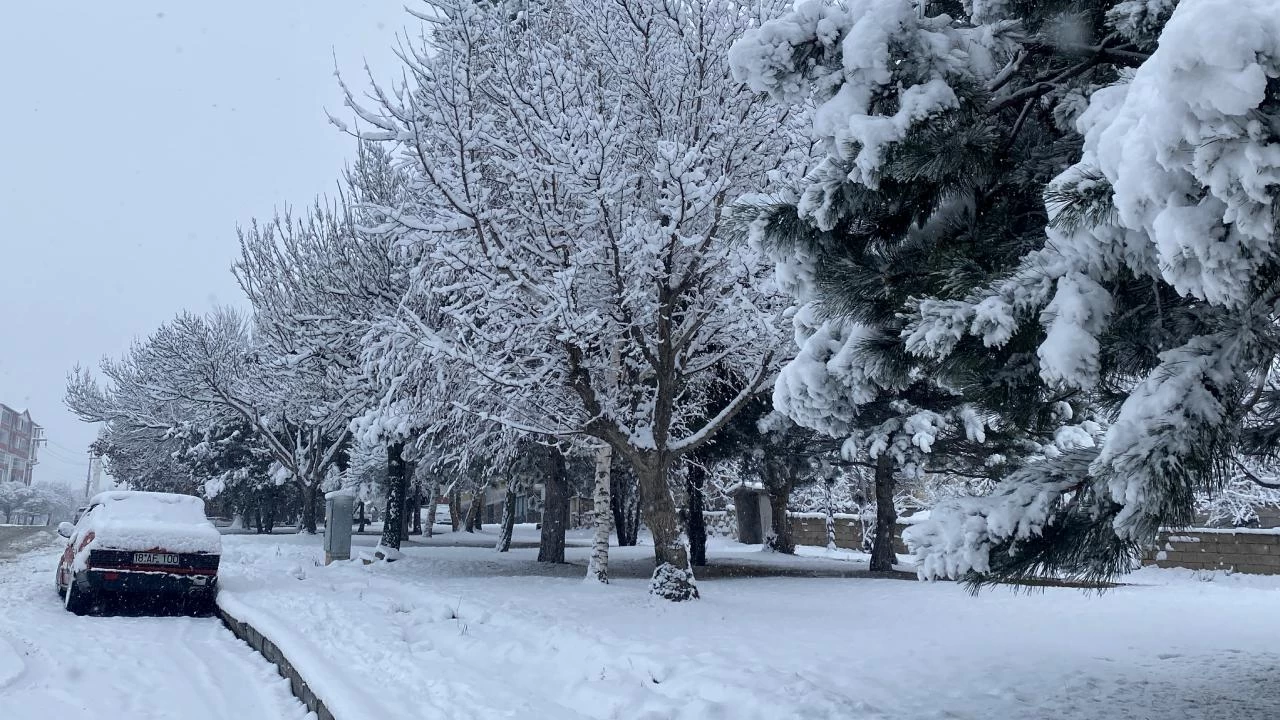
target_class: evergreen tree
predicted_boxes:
[734,0,1280,586]
[731,0,1120,575]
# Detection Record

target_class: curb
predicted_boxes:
[217,604,336,720]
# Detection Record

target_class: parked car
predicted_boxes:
[55,491,222,615]
[434,504,452,526]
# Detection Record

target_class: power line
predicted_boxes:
[40,446,87,463]
[37,453,87,467]
[48,439,88,455]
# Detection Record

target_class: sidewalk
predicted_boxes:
[215,529,1280,720]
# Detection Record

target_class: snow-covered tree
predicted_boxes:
[25,482,79,524]
[902,0,1280,584]
[173,419,282,529]
[339,0,799,599]
[0,481,77,525]
[67,309,350,532]
[735,0,1280,585]
[729,0,1111,570]
[91,423,196,495]
[1196,459,1280,528]
[0,481,32,524]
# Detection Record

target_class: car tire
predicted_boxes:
[64,581,92,616]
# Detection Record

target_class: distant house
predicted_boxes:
[0,403,43,486]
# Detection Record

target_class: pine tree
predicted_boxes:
[735,0,1280,586]
[731,0,1113,553]
[729,0,1157,583]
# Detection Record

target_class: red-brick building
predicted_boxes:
[0,403,43,486]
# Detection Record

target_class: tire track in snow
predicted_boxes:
[0,545,310,720]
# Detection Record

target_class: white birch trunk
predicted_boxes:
[423,477,439,538]
[585,444,613,584]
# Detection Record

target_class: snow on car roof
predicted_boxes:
[77,491,221,556]
[88,491,210,523]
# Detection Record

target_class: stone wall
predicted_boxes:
[702,510,736,538]
[707,509,909,554]
[1145,528,1280,575]
[789,513,861,549]
[789,513,910,555]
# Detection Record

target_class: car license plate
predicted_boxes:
[133,552,179,565]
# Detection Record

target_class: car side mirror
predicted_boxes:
[57,522,74,539]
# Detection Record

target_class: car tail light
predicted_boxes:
[103,572,119,580]
[79,532,96,567]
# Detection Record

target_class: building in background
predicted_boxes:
[0,403,43,485]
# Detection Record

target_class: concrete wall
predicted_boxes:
[1145,528,1280,575]
[219,606,336,720]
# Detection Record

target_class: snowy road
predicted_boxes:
[0,526,55,561]
[0,540,309,720]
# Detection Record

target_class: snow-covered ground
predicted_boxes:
[215,527,1280,719]
[0,537,308,720]
[0,526,58,561]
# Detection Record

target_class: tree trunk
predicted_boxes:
[632,452,699,601]
[411,487,422,535]
[495,487,517,552]
[538,445,570,563]
[398,461,414,542]
[263,488,276,533]
[298,481,318,534]
[314,485,324,532]
[685,463,707,566]
[610,466,640,546]
[449,487,462,532]
[465,494,482,532]
[424,478,439,538]
[586,445,613,583]
[766,476,795,554]
[381,441,408,551]
[870,453,898,572]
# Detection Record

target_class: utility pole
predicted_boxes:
[82,450,102,501]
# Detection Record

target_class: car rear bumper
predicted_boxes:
[76,569,217,596]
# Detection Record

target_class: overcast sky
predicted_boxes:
[0,1,409,488]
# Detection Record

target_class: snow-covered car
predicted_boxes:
[434,504,452,525]
[55,491,222,615]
